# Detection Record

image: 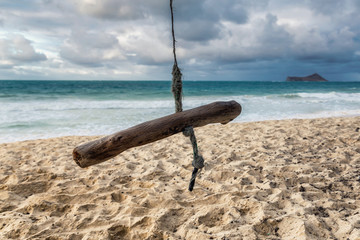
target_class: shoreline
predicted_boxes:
[2,115,360,145]
[1,116,359,239]
[1,81,360,145]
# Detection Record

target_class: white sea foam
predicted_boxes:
[1,92,360,143]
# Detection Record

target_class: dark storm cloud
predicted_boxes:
[176,20,221,42]
[222,4,248,24]
[0,0,360,80]
[181,14,292,64]
[173,0,248,42]
[75,0,249,43]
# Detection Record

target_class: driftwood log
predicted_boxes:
[73,100,241,168]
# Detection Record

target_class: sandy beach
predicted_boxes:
[0,116,359,239]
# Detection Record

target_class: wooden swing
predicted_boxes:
[73,0,242,191]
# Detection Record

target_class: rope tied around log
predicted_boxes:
[183,127,204,169]
[170,0,204,191]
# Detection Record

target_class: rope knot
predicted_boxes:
[183,127,192,137]
[192,155,204,169]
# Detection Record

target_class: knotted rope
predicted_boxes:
[170,0,204,191]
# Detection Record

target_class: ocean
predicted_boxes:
[1,80,360,143]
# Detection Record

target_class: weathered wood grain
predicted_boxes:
[73,100,241,168]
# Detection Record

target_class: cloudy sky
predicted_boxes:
[0,0,360,81]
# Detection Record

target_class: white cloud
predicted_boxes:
[0,34,47,68]
[60,29,125,66]
[75,0,168,20]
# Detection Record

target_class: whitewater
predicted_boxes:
[1,80,359,143]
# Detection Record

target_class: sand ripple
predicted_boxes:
[0,117,360,239]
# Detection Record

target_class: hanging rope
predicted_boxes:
[170,0,204,191]
[170,0,182,113]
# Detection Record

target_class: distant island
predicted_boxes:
[286,73,328,82]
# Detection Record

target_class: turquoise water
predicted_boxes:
[1,80,360,143]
